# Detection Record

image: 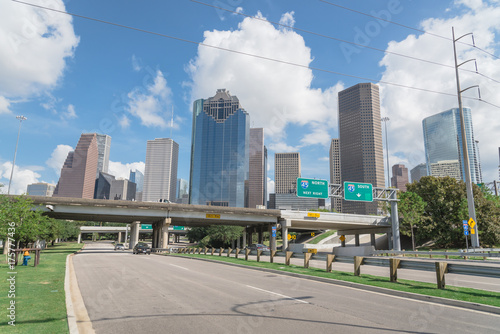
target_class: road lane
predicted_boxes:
[73,242,500,333]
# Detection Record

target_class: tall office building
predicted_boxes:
[423,107,481,183]
[274,152,320,210]
[27,182,56,197]
[410,163,427,183]
[95,134,111,178]
[430,160,461,180]
[110,179,136,201]
[53,133,99,199]
[391,164,409,191]
[94,172,115,199]
[129,169,144,192]
[275,153,300,194]
[177,178,188,199]
[329,138,342,212]
[143,138,179,202]
[338,83,384,215]
[189,89,249,207]
[248,128,267,208]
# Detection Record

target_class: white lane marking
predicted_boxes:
[245,285,309,304]
[170,264,190,270]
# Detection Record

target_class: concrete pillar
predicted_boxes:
[152,224,158,249]
[242,227,247,248]
[387,231,393,250]
[281,219,290,251]
[77,233,81,244]
[370,233,376,248]
[118,232,122,243]
[161,218,171,248]
[129,221,140,249]
[355,234,360,246]
[258,227,263,244]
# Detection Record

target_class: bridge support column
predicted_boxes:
[77,233,81,244]
[242,228,247,249]
[281,219,291,251]
[355,234,360,246]
[258,227,263,244]
[161,218,171,248]
[118,232,122,243]
[371,233,376,248]
[152,224,158,249]
[129,221,140,249]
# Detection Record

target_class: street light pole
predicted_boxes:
[381,117,390,188]
[7,115,27,195]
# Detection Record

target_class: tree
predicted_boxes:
[186,225,244,248]
[398,191,426,250]
[406,176,500,248]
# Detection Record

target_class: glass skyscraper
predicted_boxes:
[189,89,249,207]
[423,107,481,184]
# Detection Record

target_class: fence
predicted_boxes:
[164,247,500,289]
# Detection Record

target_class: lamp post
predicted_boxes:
[7,115,27,195]
[381,117,390,188]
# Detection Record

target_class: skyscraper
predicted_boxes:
[274,152,321,210]
[391,164,409,191]
[410,163,427,183]
[329,138,342,212]
[338,83,384,215]
[94,172,115,199]
[189,89,249,207]
[110,179,136,201]
[143,138,179,202]
[129,169,144,192]
[53,133,99,199]
[95,134,111,178]
[248,128,267,208]
[275,153,300,194]
[423,107,481,183]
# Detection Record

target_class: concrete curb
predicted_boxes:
[65,245,95,334]
[169,254,500,315]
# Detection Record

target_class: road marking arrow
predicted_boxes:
[356,193,361,197]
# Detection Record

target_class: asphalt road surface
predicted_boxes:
[73,242,500,334]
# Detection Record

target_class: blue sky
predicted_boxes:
[1,0,499,196]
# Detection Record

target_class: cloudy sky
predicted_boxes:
[0,0,499,196]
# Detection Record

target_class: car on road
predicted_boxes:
[133,242,151,255]
[114,243,125,251]
[248,244,270,252]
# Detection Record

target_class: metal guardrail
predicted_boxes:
[372,249,500,258]
[168,247,500,289]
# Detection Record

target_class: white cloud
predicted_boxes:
[46,144,73,175]
[0,95,11,113]
[132,54,142,72]
[126,70,173,128]
[379,0,500,181]
[63,104,77,119]
[266,177,275,200]
[0,0,79,99]
[108,161,145,180]
[0,162,41,195]
[119,114,130,129]
[186,12,344,149]
[279,11,295,29]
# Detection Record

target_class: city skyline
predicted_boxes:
[1,1,499,196]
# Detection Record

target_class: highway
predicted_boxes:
[73,242,500,333]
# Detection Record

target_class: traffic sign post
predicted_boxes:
[297,178,329,199]
[343,182,373,202]
[463,220,469,252]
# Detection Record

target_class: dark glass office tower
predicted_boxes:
[189,89,249,207]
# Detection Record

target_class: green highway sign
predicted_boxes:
[297,178,329,199]
[173,226,185,230]
[141,224,152,230]
[344,182,373,202]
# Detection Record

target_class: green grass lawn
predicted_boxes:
[0,242,83,333]
[172,253,500,308]
[309,230,336,244]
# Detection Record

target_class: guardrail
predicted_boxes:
[167,247,500,289]
[372,249,500,259]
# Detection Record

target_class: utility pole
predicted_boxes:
[8,115,27,194]
[453,27,480,248]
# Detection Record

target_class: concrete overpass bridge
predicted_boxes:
[23,196,394,250]
[79,225,187,244]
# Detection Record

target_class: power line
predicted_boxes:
[319,0,500,60]
[10,0,500,109]
[192,0,500,84]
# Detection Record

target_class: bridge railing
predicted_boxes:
[167,247,500,289]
